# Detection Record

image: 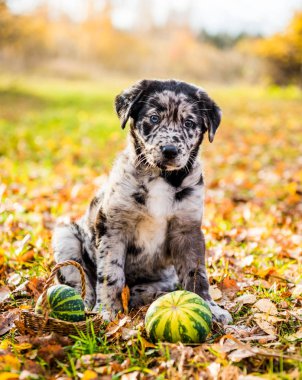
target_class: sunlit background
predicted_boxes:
[1,0,301,84]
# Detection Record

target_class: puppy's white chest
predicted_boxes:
[134,178,173,255]
[146,178,173,219]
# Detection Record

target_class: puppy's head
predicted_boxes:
[115,79,221,171]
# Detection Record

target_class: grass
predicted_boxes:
[0,74,301,379]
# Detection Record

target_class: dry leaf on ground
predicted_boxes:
[19,370,40,380]
[37,344,65,365]
[217,335,256,362]
[121,327,138,340]
[254,318,277,337]
[7,273,22,287]
[22,359,44,376]
[207,362,220,378]
[253,299,278,315]
[0,286,10,303]
[26,277,45,299]
[121,371,140,380]
[105,316,131,338]
[0,309,19,336]
[235,294,256,305]
[285,327,302,342]
[225,325,258,339]
[228,349,255,362]
[292,284,302,297]
[254,313,283,324]
[209,285,222,300]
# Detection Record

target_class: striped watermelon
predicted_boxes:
[35,285,85,322]
[145,290,212,343]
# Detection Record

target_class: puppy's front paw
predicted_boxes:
[92,305,115,321]
[92,300,122,321]
[207,301,233,325]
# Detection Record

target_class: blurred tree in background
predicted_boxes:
[0,0,300,85]
[253,12,302,86]
[0,0,51,67]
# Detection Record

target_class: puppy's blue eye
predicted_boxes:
[150,114,160,124]
[184,119,194,128]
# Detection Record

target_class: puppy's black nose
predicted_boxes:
[161,145,178,159]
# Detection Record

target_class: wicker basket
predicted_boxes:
[16,260,103,336]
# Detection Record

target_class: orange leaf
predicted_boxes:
[26,277,45,299]
[16,250,35,263]
[220,277,239,291]
[121,285,130,314]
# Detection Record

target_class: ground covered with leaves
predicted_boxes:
[0,75,301,379]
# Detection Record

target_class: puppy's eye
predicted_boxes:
[184,119,195,128]
[150,114,160,124]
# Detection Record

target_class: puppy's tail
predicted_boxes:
[52,222,96,309]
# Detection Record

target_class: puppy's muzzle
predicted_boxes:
[161,145,178,160]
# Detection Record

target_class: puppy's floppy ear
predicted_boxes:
[115,80,149,129]
[197,90,222,143]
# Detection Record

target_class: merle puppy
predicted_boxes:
[52,79,232,324]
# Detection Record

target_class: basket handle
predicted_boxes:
[40,260,86,314]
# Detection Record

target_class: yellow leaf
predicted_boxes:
[139,337,156,349]
[0,354,21,371]
[19,305,31,310]
[285,182,297,196]
[0,373,19,380]
[82,370,98,380]
[0,340,10,350]
[13,343,32,352]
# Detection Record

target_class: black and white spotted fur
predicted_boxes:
[52,79,232,324]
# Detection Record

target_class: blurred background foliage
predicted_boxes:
[0,0,301,86]
[252,12,302,85]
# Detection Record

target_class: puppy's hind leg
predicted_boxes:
[129,267,178,308]
[52,223,96,309]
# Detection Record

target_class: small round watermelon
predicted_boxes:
[35,285,85,322]
[145,290,212,343]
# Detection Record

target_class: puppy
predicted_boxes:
[52,79,233,324]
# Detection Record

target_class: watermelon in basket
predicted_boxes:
[35,284,85,322]
[16,260,103,336]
